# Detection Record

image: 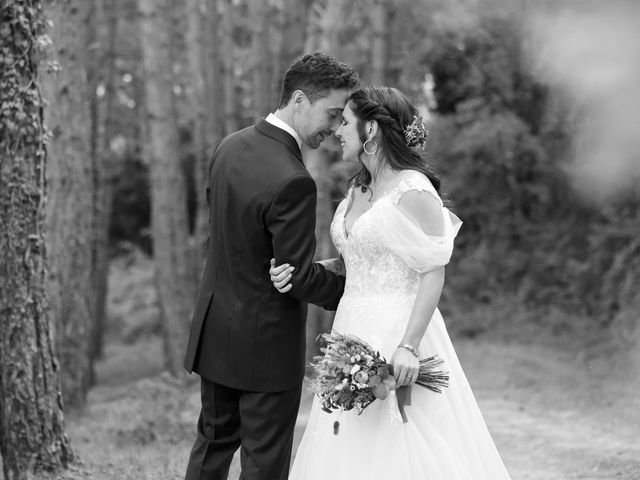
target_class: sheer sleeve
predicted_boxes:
[374,172,462,273]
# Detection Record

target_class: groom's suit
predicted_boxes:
[184,119,345,480]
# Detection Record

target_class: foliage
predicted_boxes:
[411,3,640,342]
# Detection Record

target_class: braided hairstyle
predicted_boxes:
[348,86,441,193]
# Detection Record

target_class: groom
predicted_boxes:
[183,52,360,480]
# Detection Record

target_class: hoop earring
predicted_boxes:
[363,139,378,155]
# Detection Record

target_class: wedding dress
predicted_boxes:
[289,170,511,480]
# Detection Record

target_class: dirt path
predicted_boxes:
[455,340,640,480]
[4,335,637,480]
[6,255,637,480]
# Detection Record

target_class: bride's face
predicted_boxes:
[335,103,362,162]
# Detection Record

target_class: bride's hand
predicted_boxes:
[390,347,420,387]
[269,258,295,293]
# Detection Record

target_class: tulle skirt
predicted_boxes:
[289,305,511,480]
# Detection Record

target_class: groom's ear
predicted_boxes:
[292,90,306,108]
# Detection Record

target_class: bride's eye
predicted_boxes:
[340,118,347,126]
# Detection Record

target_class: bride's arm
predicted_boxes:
[390,189,446,386]
[391,267,445,386]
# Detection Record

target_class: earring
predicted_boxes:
[363,139,378,155]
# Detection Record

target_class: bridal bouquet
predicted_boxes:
[307,331,449,418]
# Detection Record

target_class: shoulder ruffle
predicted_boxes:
[374,193,462,273]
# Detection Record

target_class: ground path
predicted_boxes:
[227,339,640,479]
[5,254,636,480]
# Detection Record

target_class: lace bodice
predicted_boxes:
[330,171,460,300]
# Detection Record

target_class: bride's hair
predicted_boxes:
[277,52,360,108]
[348,86,441,194]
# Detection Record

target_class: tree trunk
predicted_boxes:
[43,0,96,409]
[193,0,223,269]
[89,0,118,370]
[0,1,74,477]
[370,0,390,85]
[138,0,195,376]
[248,0,271,121]
[202,1,223,151]
[183,0,211,283]
[219,0,238,134]
[184,0,206,159]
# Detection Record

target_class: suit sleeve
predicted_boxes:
[267,173,344,310]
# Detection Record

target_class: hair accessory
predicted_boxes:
[404,115,429,151]
[363,139,378,155]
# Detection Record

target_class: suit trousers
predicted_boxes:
[184,376,303,480]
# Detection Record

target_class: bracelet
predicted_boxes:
[397,344,419,358]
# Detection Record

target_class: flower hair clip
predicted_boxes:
[404,115,429,151]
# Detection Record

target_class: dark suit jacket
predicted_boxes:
[183,119,345,392]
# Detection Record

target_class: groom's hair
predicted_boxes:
[277,52,359,108]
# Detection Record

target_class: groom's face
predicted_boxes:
[293,89,351,149]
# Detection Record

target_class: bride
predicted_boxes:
[269,86,512,479]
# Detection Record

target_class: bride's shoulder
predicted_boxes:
[389,171,444,235]
[392,169,439,199]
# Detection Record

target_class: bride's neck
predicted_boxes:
[369,163,394,188]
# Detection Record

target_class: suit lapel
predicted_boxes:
[255,119,303,162]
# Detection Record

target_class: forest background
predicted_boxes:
[1,0,639,479]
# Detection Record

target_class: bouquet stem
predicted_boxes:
[416,355,450,393]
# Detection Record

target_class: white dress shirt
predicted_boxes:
[265,113,302,151]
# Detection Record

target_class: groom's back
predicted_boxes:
[184,121,312,392]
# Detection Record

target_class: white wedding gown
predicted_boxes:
[289,170,511,480]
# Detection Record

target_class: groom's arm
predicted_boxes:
[267,173,344,310]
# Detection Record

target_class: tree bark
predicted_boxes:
[0,1,74,477]
[138,0,195,376]
[43,0,96,409]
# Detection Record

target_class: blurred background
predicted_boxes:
[1,0,639,479]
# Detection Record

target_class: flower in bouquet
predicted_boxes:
[307,331,449,418]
